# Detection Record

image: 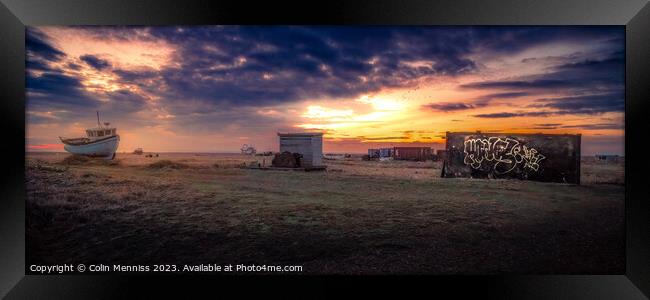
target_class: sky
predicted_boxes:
[25,26,625,155]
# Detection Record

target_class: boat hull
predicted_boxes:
[63,135,120,159]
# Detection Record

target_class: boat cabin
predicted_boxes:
[86,123,117,141]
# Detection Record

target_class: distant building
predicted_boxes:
[435,149,447,161]
[379,148,394,158]
[368,148,380,158]
[277,132,324,168]
[368,148,394,159]
[595,154,620,162]
[393,147,432,161]
[240,144,257,155]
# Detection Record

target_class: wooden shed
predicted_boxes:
[277,132,324,168]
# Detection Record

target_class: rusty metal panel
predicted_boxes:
[436,150,448,160]
[394,147,432,161]
[442,132,581,184]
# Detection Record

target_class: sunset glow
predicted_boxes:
[26,26,624,154]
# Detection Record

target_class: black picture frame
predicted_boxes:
[1,0,649,298]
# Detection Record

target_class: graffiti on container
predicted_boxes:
[463,137,546,174]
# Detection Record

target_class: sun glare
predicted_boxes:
[356,95,405,111]
[302,105,354,120]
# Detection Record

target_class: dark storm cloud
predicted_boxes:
[80,54,111,70]
[461,79,579,90]
[529,123,564,130]
[26,59,52,72]
[26,28,65,62]
[423,91,529,112]
[473,111,552,118]
[27,72,86,99]
[470,26,622,54]
[24,30,128,120]
[111,69,165,98]
[472,91,531,106]
[479,92,530,99]
[474,112,520,118]
[25,47,98,111]
[66,62,82,70]
[26,26,625,124]
[361,136,410,141]
[115,26,487,109]
[521,52,584,64]
[158,105,293,135]
[26,69,104,123]
[461,49,624,97]
[561,123,623,130]
[104,89,148,113]
[462,44,624,119]
[25,28,76,101]
[25,28,96,109]
[473,91,623,119]
[531,92,624,115]
[547,52,624,89]
[555,54,623,73]
[422,102,478,112]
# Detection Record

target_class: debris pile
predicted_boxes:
[272,151,303,168]
[240,144,257,155]
[255,151,274,156]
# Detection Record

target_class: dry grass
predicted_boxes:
[580,158,625,185]
[25,152,624,274]
[145,160,190,170]
[59,154,121,166]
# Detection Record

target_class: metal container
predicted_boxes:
[393,147,432,161]
[442,132,581,184]
[379,148,394,158]
[368,149,380,158]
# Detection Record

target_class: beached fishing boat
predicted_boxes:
[59,112,120,159]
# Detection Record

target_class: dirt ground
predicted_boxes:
[25,152,625,274]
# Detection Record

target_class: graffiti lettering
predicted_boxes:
[463,137,546,174]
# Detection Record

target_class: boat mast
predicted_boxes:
[96,111,100,127]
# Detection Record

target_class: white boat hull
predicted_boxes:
[63,135,120,159]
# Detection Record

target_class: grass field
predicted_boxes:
[25,152,625,274]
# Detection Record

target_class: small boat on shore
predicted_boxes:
[59,112,120,160]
